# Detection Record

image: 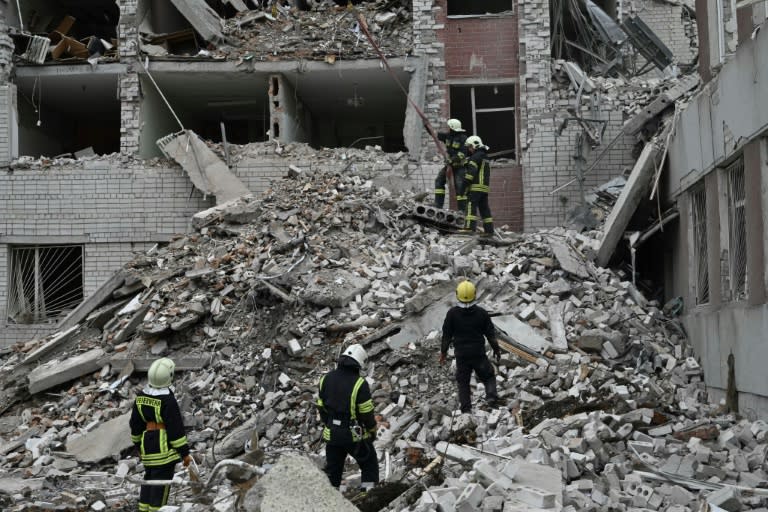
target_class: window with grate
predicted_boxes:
[725,157,747,301]
[690,185,709,304]
[449,84,516,160]
[7,245,84,324]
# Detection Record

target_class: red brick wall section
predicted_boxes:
[444,17,519,79]
[454,164,524,231]
[490,164,524,231]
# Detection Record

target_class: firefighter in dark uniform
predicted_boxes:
[316,344,379,490]
[439,281,502,413]
[435,118,469,211]
[462,135,494,235]
[129,357,191,512]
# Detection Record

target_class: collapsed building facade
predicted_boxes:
[2,1,768,510]
[0,0,702,342]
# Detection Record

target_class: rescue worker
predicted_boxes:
[129,357,191,512]
[435,118,469,211]
[462,135,494,235]
[439,281,502,414]
[316,344,379,491]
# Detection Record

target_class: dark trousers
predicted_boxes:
[465,191,493,234]
[456,356,498,413]
[139,462,175,511]
[325,439,379,488]
[435,165,466,210]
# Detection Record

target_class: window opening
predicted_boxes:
[725,157,747,301]
[450,84,516,160]
[690,185,709,305]
[448,0,514,16]
[7,245,84,324]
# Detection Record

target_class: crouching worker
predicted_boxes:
[130,357,192,511]
[316,344,379,491]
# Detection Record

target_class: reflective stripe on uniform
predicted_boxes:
[349,378,365,420]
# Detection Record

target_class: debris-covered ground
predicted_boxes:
[140,0,413,62]
[0,158,765,512]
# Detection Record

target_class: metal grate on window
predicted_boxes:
[690,185,709,304]
[7,245,84,324]
[726,157,747,301]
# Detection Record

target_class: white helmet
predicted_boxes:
[341,344,368,368]
[465,135,486,150]
[447,118,465,132]
[148,357,175,388]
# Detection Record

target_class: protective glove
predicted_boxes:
[438,353,446,365]
[183,455,193,467]
[493,349,501,362]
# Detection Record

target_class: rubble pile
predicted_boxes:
[0,163,765,511]
[551,60,699,121]
[140,1,413,62]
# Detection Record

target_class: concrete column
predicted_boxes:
[118,0,139,60]
[761,138,768,299]
[119,73,141,155]
[268,75,309,144]
[705,171,722,308]
[677,193,692,310]
[744,139,765,305]
[412,0,447,161]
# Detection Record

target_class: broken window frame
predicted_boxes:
[6,244,85,324]
[449,83,517,161]
[690,185,709,305]
[446,0,515,17]
[725,156,747,302]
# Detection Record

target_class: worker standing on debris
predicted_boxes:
[130,357,192,512]
[435,118,469,211]
[439,281,502,413]
[316,344,379,491]
[462,135,494,235]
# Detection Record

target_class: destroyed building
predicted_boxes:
[2,1,768,509]
[0,0,704,346]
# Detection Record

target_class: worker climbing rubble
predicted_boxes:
[129,357,192,512]
[434,118,468,211]
[439,280,502,414]
[316,344,380,492]
[462,135,494,235]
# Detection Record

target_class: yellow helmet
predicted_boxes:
[456,281,476,304]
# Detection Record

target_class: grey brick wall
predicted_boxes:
[0,154,422,345]
[635,0,698,66]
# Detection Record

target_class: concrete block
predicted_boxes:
[516,485,556,508]
[455,483,485,512]
[473,460,513,490]
[66,412,133,463]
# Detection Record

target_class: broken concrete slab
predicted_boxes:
[386,290,455,350]
[28,348,106,394]
[597,126,670,267]
[546,236,590,278]
[20,326,79,366]
[301,269,370,308]
[494,315,552,354]
[168,0,224,43]
[58,271,127,330]
[157,130,250,204]
[623,74,699,135]
[66,412,133,463]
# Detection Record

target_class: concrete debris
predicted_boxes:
[0,160,765,512]
[157,130,252,204]
[139,0,412,62]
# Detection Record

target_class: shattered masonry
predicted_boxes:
[0,168,766,511]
